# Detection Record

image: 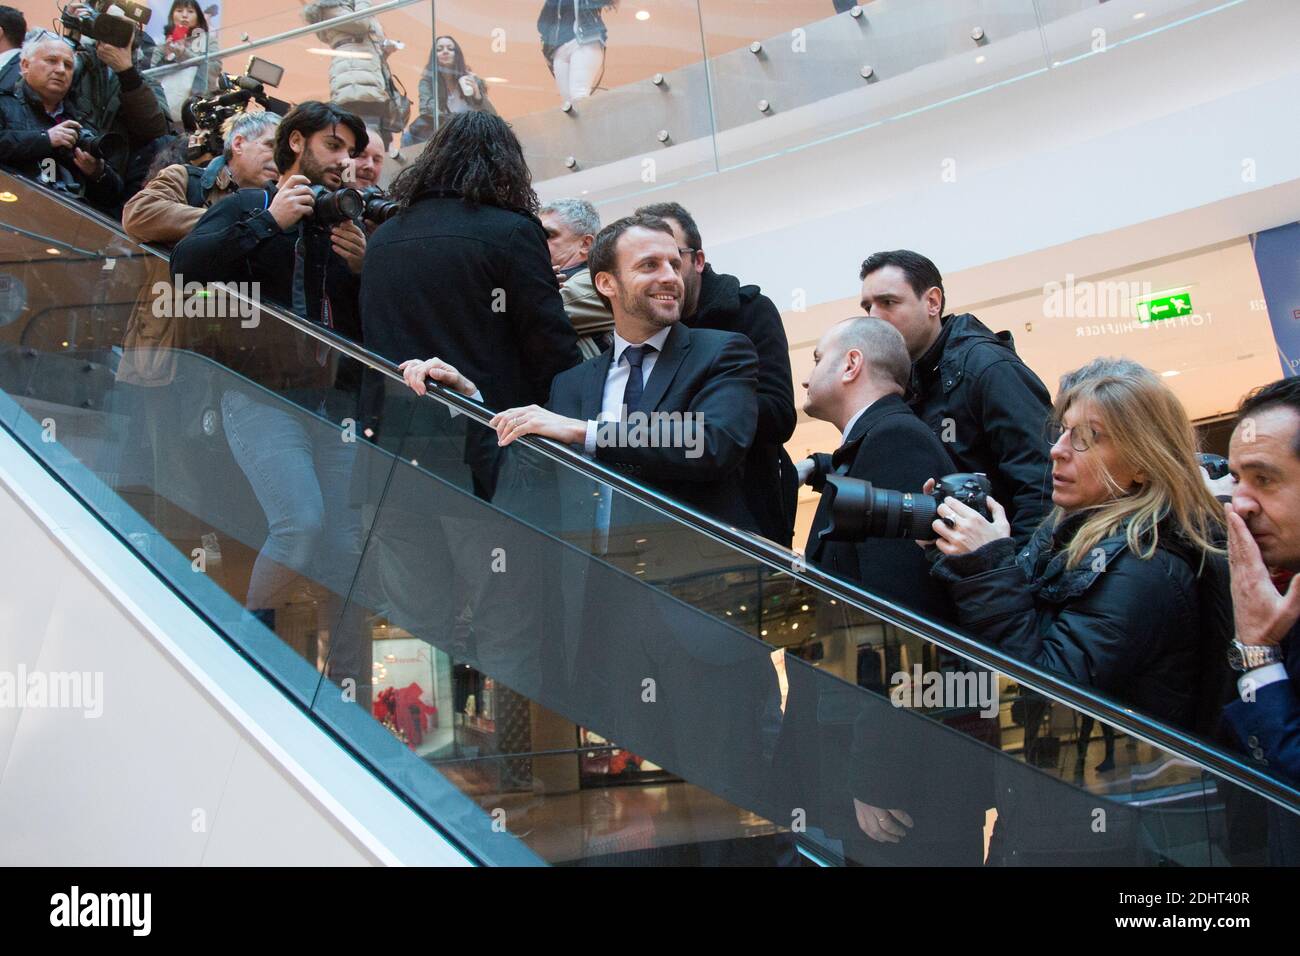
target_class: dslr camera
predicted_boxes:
[358,186,399,225]
[183,57,291,163]
[60,0,151,49]
[306,186,400,228]
[808,459,994,542]
[52,127,127,170]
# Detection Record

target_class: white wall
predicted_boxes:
[0,434,471,867]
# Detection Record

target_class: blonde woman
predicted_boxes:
[927,357,1229,733]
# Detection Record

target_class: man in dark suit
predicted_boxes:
[400,214,772,841]
[798,316,955,620]
[636,201,798,546]
[785,317,991,865]
[406,213,760,531]
[1222,378,1300,863]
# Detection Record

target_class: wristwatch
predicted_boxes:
[1227,639,1284,672]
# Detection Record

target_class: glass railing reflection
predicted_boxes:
[2,171,1298,867]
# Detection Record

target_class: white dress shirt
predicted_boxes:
[583,325,672,454]
[1238,662,1290,700]
[0,49,17,76]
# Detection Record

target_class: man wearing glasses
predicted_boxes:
[634,201,799,547]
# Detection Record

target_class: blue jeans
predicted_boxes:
[220,388,362,614]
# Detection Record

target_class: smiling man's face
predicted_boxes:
[596,226,684,336]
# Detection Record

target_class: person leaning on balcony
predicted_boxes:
[404,35,495,146]
[922,357,1231,862]
[1221,377,1300,863]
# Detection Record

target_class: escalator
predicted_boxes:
[2,172,1298,867]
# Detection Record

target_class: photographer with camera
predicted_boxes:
[171,100,369,310]
[0,32,122,212]
[61,2,171,201]
[123,110,280,244]
[170,102,372,702]
[924,358,1229,860]
[797,317,956,619]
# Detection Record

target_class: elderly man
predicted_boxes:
[0,32,122,211]
[123,110,281,245]
[541,197,614,358]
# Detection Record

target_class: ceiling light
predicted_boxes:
[1161,370,1181,378]
[1133,11,1146,19]
[45,248,60,255]
[483,76,508,83]
[0,191,16,202]
[975,54,986,64]
[635,9,650,20]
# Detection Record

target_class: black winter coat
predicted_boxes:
[930,514,1232,864]
[0,80,123,212]
[360,188,581,416]
[170,184,363,397]
[806,393,955,622]
[684,265,797,545]
[931,513,1229,732]
[908,313,1052,545]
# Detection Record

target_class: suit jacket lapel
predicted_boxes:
[638,323,690,413]
[581,348,614,422]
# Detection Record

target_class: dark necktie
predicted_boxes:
[621,344,655,416]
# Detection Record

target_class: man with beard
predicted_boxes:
[403,213,761,531]
[402,218,779,870]
[170,102,373,708]
[636,201,797,546]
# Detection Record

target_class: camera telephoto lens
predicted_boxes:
[822,480,942,541]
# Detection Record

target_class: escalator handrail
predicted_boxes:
[15,173,1300,816]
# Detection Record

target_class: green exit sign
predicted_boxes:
[1136,292,1193,323]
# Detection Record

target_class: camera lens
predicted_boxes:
[310,187,365,225]
[864,487,940,540]
[362,196,400,224]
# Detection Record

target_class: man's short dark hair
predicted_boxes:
[859,249,947,315]
[1239,378,1300,457]
[273,101,367,174]
[0,6,25,48]
[634,201,702,253]
[587,214,676,310]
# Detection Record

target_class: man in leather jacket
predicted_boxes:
[860,249,1052,545]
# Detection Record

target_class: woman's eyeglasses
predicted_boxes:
[1047,421,1099,452]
